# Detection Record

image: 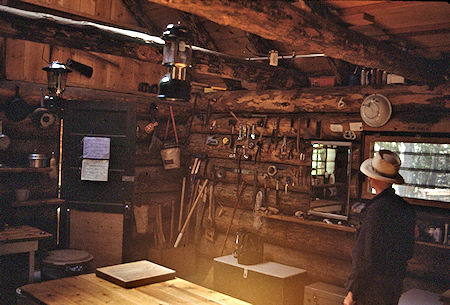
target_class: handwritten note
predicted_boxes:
[83,137,110,159]
[81,159,109,181]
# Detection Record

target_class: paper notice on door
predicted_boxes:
[83,137,110,159]
[81,159,109,181]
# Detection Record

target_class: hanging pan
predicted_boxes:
[3,86,31,122]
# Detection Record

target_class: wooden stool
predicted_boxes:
[41,249,94,281]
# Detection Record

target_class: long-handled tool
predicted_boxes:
[205,183,215,242]
[174,179,209,248]
[220,181,247,255]
[178,177,186,232]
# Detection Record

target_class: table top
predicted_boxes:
[19,273,251,305]
[0,225,52,242]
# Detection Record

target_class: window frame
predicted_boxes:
[362,134,450,209]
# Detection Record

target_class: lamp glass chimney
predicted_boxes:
[162,23,191,68]
[43,61,72,97]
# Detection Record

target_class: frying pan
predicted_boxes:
[3,86,31,121]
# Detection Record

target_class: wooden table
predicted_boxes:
[0,226,52,283]
[17,273,252,304]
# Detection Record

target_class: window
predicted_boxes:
[311,143,336,177]
[363,135,450,205]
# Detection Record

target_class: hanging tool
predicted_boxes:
[250,124,256,140]
[275,178,280,206]
[237,124,243,141]
[205,184,215,242]
[274,117,281,149]
[178,177,186,232]
[285,176,292,194]
[229,111,241,125]
[229,119,236,149]
[206,135,219,146]
[169,199,175,244]
[220,181,247,255]
[174,179,209,248]
[254,115,267,164]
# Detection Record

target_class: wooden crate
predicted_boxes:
[214,255,307,305]
[304,282,346,305]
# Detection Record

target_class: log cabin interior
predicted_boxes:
[0,1,449,304]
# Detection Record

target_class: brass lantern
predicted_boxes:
[158,23,192,102]
[42,61,72,98]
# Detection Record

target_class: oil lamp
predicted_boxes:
[158,23,192,102]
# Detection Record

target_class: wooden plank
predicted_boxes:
[5,38,25,80]
[70,210,123,268]
[0,225,52,242]
[95,260,176,288]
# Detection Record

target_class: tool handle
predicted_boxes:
[178,177,186,231]
[174,179,208,247]
[169,105,179,145]
[174,232,184,248]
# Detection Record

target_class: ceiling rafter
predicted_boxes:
[0,5,309,89]
[145,0,447,86]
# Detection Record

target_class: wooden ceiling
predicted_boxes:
[1,0,449,89]
[138,0,449,87]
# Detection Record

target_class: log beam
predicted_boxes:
[146,0,447,86]
[0,80,192,119]
[195,84,450,114]
[0,5,308,89]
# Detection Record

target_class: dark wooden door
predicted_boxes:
[62,100,136,208]
[61,100,135,264]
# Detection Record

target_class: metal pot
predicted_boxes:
[28,153,49,168]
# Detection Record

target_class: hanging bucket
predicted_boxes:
[160,145,180,170]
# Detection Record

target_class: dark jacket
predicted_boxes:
[346,187,416,302]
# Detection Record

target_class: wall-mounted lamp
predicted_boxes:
[158,23,192,102]
[42,61,72,98]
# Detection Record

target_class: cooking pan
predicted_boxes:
[3,86,31,121]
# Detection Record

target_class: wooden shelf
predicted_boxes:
[11,198,65,208]
[255,211,356,233]
[312,183,345,187]
[415,241,450,250]
[0,167,51,173]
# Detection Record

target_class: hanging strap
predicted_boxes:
[163,105,179,145]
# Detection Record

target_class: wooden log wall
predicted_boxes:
[0,0,187,262]
[186,83,450,289]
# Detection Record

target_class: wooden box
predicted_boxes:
[148,245,196,277]
[213,255,307,305]
[304,282,346,305]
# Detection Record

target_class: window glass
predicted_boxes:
[373,141,449,202]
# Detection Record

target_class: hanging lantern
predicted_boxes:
[42,61,72,98]
[158,23,192,102]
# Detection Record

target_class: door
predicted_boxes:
[61,100,136,266]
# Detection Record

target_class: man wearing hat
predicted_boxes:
[344,150,416,305]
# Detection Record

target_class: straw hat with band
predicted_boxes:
[360,150,404,184]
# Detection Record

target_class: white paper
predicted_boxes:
[83,137,110,159]
[81,159,109,181]
[349,122,363,131]
[330,124,343,132]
